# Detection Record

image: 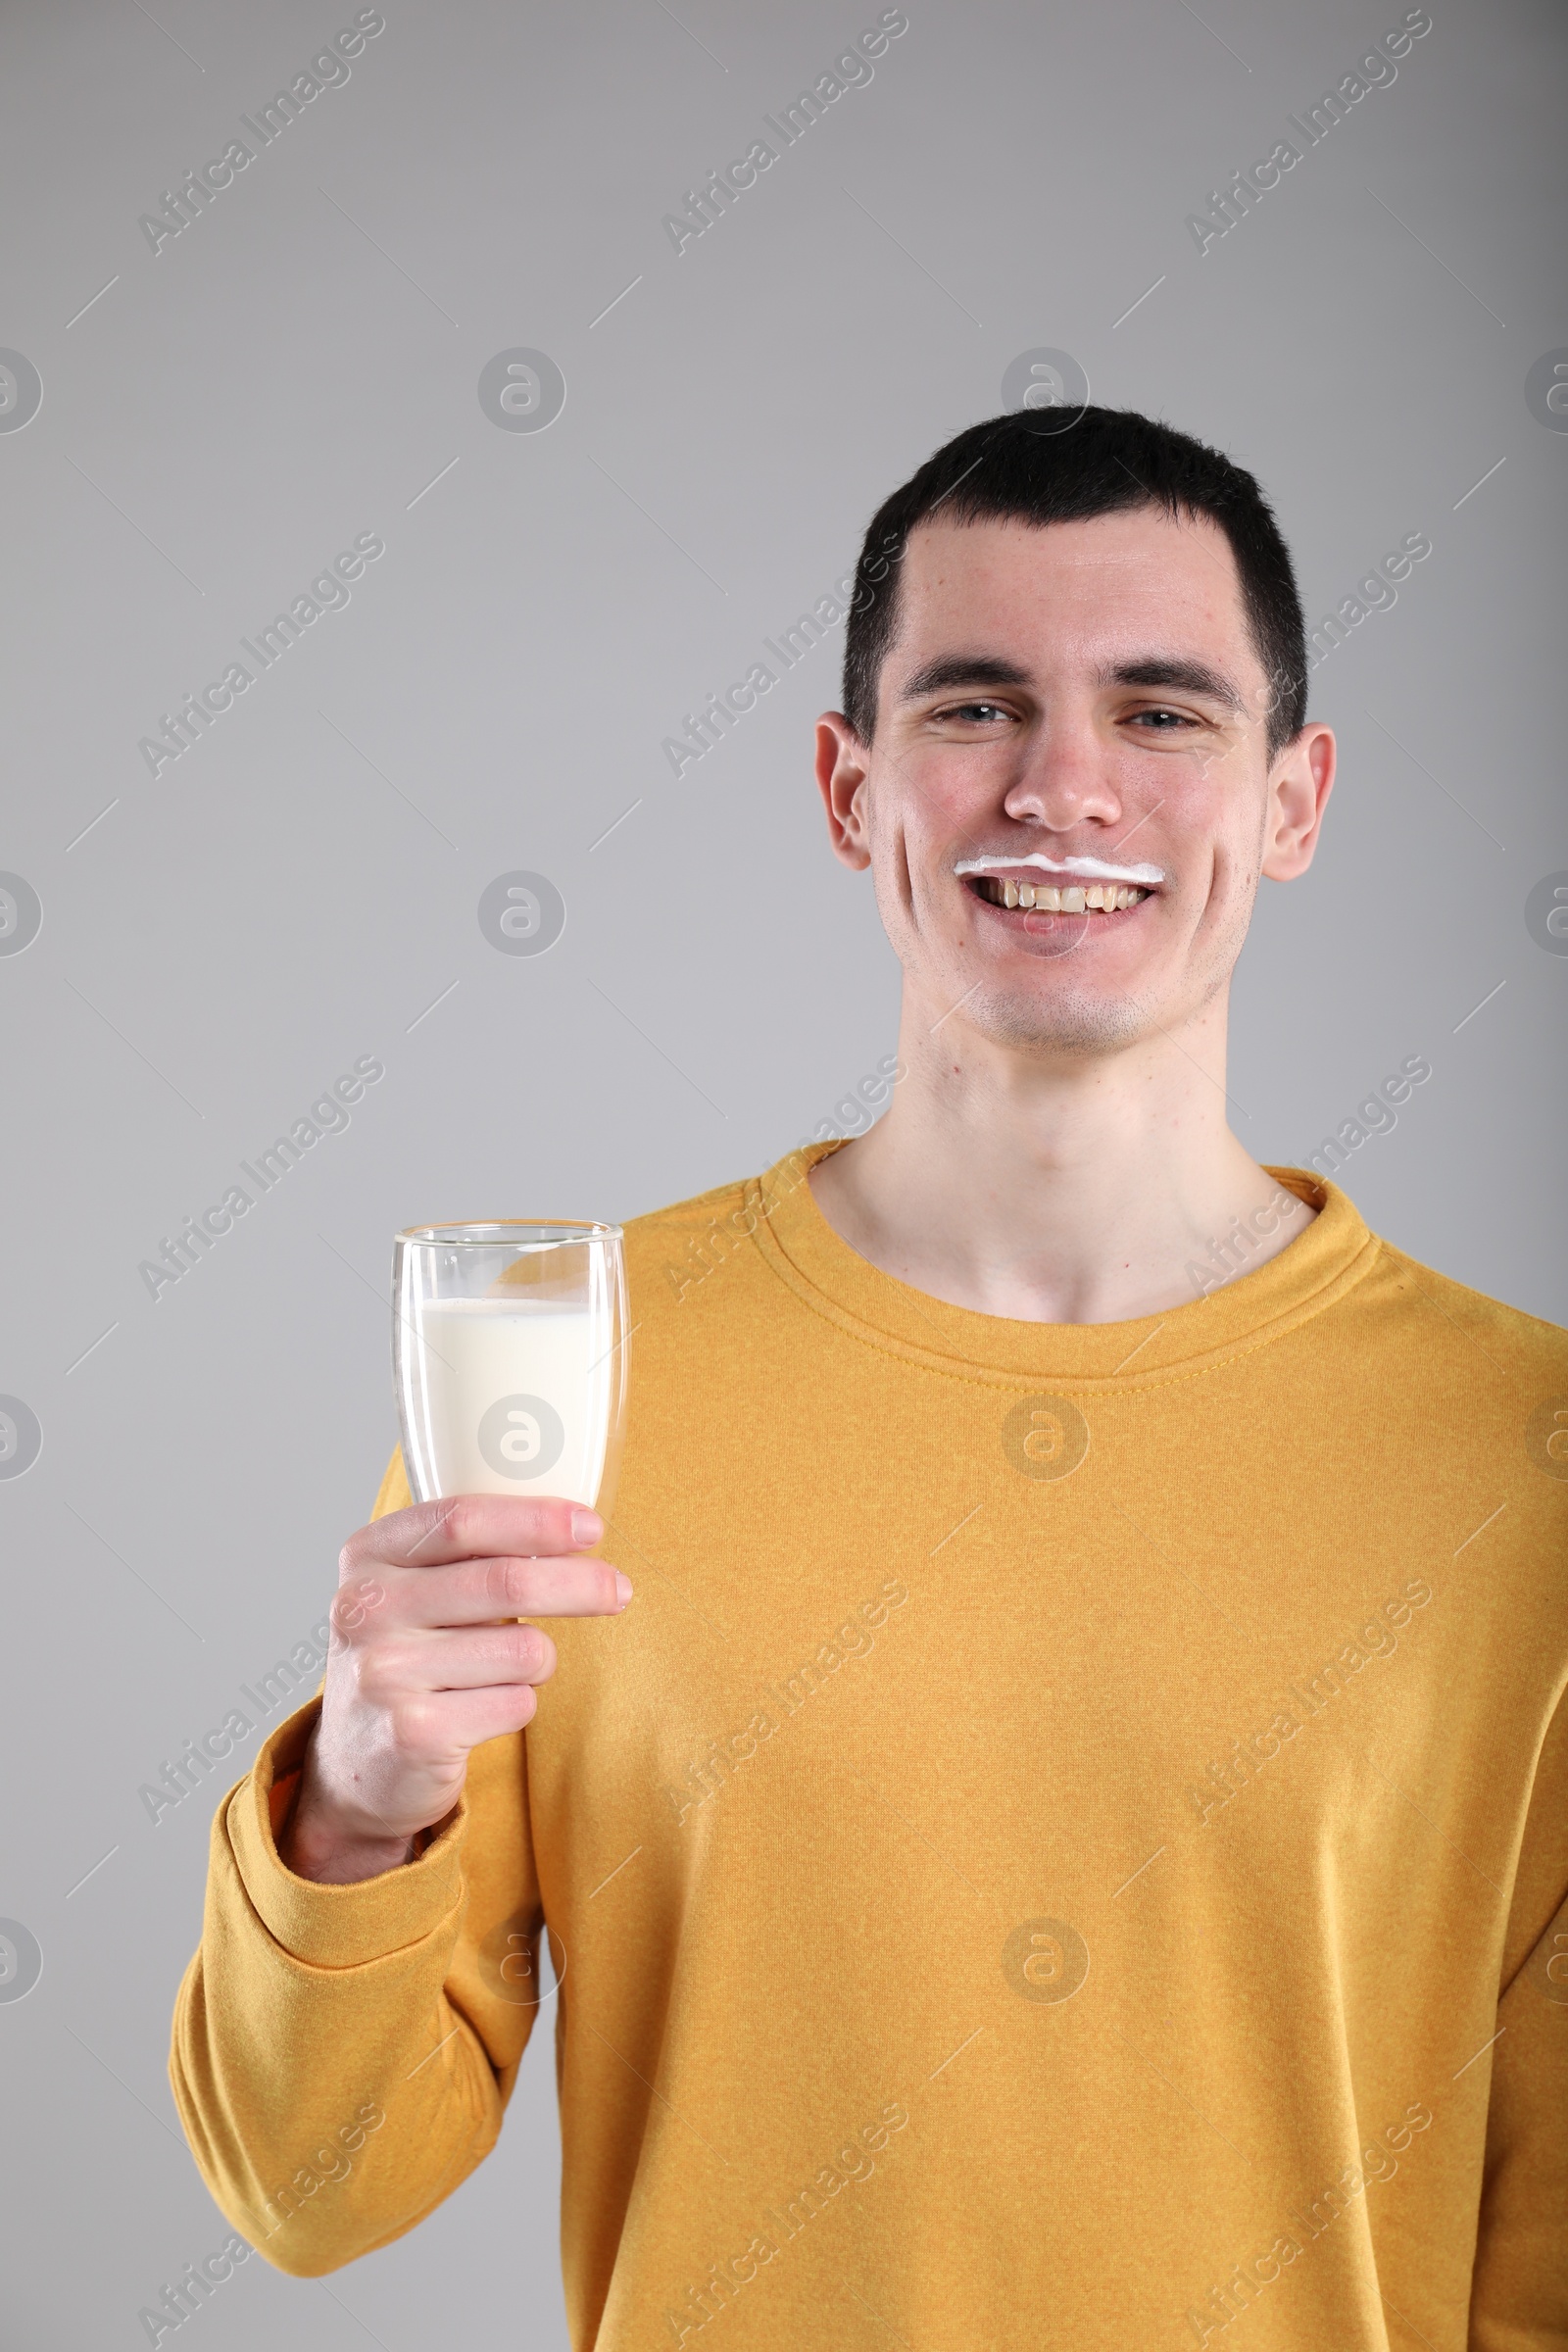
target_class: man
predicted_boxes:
[172,409,1566,2349]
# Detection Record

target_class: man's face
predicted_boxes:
[818,507,1330,1058]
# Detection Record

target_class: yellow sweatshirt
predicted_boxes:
[172,1147,1568,2350]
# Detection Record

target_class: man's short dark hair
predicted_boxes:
[841,407,1308,762]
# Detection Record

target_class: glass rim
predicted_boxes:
[395,1217,622,1248]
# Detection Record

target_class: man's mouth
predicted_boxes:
[965,874,1151,912]
[952,855,1164,918]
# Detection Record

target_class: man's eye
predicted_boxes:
[935,701,1011,724]
[1129,708,1194,730]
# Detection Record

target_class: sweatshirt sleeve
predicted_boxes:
[1467,1684,1568,2349]
[168,1451,549,2276]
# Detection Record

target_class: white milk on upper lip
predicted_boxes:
[952,854,1166,886]
[409,1298,611,1506]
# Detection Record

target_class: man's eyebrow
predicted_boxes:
[896,654,1034,703]
[894,651,1250,713]
[1100,656,1246,712]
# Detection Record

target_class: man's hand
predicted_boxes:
[280,1496,631,1885]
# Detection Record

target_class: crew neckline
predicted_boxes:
[746,1142,1382,1390]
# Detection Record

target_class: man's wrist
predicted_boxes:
[280,1805,416,1885]
[277,1727,419,1883]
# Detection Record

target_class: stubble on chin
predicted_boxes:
[963,977,1152,1058]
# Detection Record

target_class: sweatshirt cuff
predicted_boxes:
[228,1697,467,1969]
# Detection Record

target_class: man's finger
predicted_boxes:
[376,1623,560,1691]
[342,1494,603,1575]
[383,1553,630,1628]
[399,1684,543,1754]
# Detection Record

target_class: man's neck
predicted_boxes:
[807,987,1315,1325]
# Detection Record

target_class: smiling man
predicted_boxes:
[172,409,1566,2351]
[807,419,1331,1325]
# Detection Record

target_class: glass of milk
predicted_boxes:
[392,1220,628,1515]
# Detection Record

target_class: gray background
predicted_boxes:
[1,0,1564,2341]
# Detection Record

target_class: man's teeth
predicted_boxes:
[974,878,1151,912]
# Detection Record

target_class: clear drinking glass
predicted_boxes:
[393,1220,628,1515]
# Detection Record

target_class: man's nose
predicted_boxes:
[1001,720,1123,831]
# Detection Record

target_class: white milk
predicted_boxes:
[407,1298,611,1506]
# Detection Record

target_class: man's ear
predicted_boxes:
[1261,721,1335,880]
[815,713,873,871]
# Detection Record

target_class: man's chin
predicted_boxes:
[962,979,1155,1058]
